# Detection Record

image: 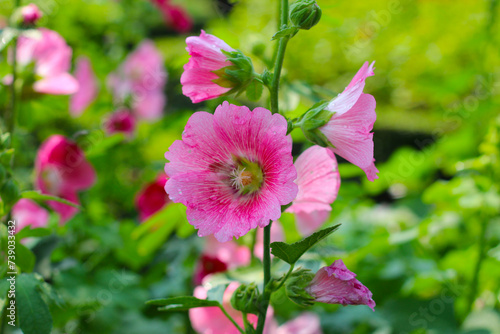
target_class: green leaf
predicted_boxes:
[0,28,17,52]
[15,242,35,272]
[271,27,299,40]
[15,227,51,240]
[0,279,9,313]
[21,191,81,209]
[246,79,264,101]
[270,224,341,264]
[16,274,53,334]
[146,296,220,311]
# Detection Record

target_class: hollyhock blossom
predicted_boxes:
[15,28,78,95]
[108,41,166,121]
[286,146,340,236]
[20,3,42,24]
[319,61,379,181]
[181,30,237,103]
[150,0,193,33]
[35,135,96,223]
[164,102,298,242]
[135,174,169,221]
[190,282,273,334]
[254,221,284,260]
[70,56,98,117]
[194,236,251,285]
[305,259,375,311]
[104,109,136,138]
[275,312,322,334]
[12,199,49,233]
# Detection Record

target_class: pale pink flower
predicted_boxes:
[12,199,49,233]
[16,28,78,95]
[108,40,166,121]
[286,146,340,236]
[150,0,193,33]
[190,282,273,334]
[104,109,136,138]
[194,236,251,285]
[181,30,236,103]
[319,61,378,181]
[35,135,96,223]
[164,102,297,242]
[275,312,322,334]
[254,221,284,260]
[306,259,375,311]
[21,3,42,24]
[135,174,169,222]
[70,56,98,116]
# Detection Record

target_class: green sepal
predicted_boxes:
[285,268,315,306]
[230,283,260,315]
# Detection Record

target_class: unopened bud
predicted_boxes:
[230,283,260,315]
[285,268,315,307]
[290,0,322,30]
[20,4,42,25]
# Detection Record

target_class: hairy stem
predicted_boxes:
[255,222,272,334]
[269,0,289,115]
[467,217,489,314]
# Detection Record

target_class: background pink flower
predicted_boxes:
[16,28,78,95]
[180,30,236,103]
[319,61,378,181]
[254,221,284,260]
[104,109,136,138]
[286,146,340,236]
[12,198,49,233]
[150,0,193,33]
[70,56,98,117]
[135,174,169,221]
[108,40,167,121]
[194,236,251,285]
[275,312,323,334]
[164,102,297,242]
[20,3,42,24]
[306,259,375,311]
[35,135,96,223]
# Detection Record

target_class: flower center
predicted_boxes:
[229,158,263,195]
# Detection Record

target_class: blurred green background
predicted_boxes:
[0,0,499,333]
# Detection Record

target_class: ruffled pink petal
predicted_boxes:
[320,94,378,181]
[181,67,232,103]
[70,56,99,116]
[165,102,297,242]
[325,61,375,117]
[33,73,79,95]
[12,199,49,232]
[294,210,331,236]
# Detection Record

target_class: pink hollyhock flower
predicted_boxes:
[254,221,284,260]
[12,199,49,233]
[16,28,78,95]
[194,236,251,285]
[70,56,98,117]
[180,30,236,103]
[286,146,340,236]
[164,102,298,242]
[275,312,322,334]
[190,282,273,334]
[306,259,375,311]
[35,135,96,223]
[151,0,193,33]
[319,61,379,181]
[21,3,42,24]
[104,109,136,138]
[108,40,167,121]
[135,174,169,221]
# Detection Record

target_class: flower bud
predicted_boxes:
[20,4,42,25]
[230,282,260,315]
[290,0,322,30]
[285,268,315,307]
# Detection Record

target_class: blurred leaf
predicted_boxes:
[17,273,53,334]
[21,191,81,209]
[15,242,35,272]
[271,224,340,264]
[15,227,51,240]
[147,296,220,311]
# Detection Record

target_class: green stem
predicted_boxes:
[255,222,272,334]
[467,218,489,314]
[274,263,295,291]
[269,0,289,115]
[219,305,245,334]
